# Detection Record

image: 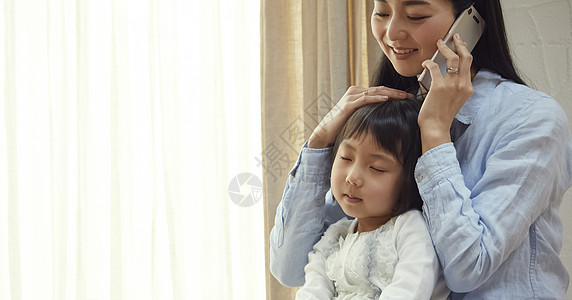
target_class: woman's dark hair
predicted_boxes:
[370,0,525,94]
[331,98,423,216]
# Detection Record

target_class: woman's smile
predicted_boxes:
[389,46,419,60]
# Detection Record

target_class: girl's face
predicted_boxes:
[371,0,456,77]
[331,134,404,233]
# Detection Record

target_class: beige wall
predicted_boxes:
[502,0,572,298]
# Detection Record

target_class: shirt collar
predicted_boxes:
[455,69,503,125]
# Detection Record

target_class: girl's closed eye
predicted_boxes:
[370,166,385,173]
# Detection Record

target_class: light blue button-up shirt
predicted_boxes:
[269,70,572,299]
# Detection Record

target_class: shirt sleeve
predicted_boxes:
[379,211,449,300]
[415,96,572,292]
[269,142,347,287]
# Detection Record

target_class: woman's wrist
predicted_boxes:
[307,134,332,149]
[420,127,451,154]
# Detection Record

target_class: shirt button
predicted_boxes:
[416,175,424,182]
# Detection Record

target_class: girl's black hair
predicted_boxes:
[331,98,423,216]
[370,0,525,93]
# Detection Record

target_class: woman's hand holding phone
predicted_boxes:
[307,86,412,149]
[418,34,474,154]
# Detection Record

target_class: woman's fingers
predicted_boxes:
[348,86,413,99]
[354,95,390,108]
[452,34,473,80]
[366,86,413,98]
[425,34,474,86]
[436,38,460,71]
[418,34,474,143]
[308,85,412,148]
[421,59,443,82]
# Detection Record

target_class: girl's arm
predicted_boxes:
[378,210,449,300]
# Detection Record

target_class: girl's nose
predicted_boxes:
[346,167,363,187]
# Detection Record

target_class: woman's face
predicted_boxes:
[371,0,456,77]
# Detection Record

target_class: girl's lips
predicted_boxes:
[344,194,362,204]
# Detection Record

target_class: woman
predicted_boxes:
[270,0,572,299]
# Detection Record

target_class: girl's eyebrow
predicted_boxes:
[369,151,400,166]
[341,140,399,164]
[341,140,356,151]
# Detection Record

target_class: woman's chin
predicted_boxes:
[395,67,424,78]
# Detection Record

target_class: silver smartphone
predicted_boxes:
[418,5,486,91]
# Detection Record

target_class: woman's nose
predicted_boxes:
[386,17,407,41]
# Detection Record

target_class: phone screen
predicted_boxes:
[417,5,486,91]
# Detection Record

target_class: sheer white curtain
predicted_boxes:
[0,0,264,299]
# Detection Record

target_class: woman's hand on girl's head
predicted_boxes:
[307,86,412,149]
[418,33,474,154]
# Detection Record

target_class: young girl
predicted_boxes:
[296,99,449,299]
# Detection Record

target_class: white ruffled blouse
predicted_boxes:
[296,210,449,300]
